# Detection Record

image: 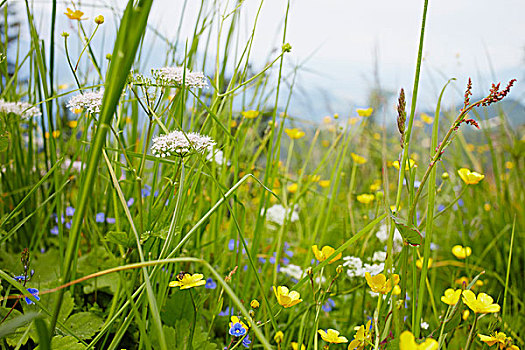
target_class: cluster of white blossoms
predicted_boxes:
[152,66,208,89]
[375,224,403,253]
[264,204,299,226]
[66,90,104,114]
[279,264,304,281]
[0,99,41,119]
[151,130,216,158]
[343,255,385,278]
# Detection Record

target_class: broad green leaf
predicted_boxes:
[391,216,423,246]
[35,335,86,350]
[64,312,104,340]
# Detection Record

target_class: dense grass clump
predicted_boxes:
[0,1,523,349]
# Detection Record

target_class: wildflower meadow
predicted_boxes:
[0,1,523,349]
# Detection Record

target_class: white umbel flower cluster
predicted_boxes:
[343,256,385,278]
[0,99,41,119]
[151,130,216,158]
[66,90,104,114]
[264,204,299,226]
[152,66,208,89]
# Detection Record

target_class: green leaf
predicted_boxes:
[391,216,423,246]
[0,307,31,347]
[160,291,195,326]
[0,130,9,152]
[152,321,217,350]
[0,311,39,339]
[64,312,104,340]
[35,335,87,350]
[35,291,74,324]
[104,231,134,248]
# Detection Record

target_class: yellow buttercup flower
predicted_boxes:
[348,117,359,125]
[318,180,330,188]
[369,179,382,192]
[241,110,259,119]
[67,120,78,128]
[285,128,305,140]
[451,245,472,259]
[416,257,433,270]
[356,194,374,204]
[64,8,86,20]
[287,183,298,193]
[312,245,342,264]
[420,113,434,124]
[457,168,485,185]
[392,159,417,171]
[273,286,302,308]
[478,332,520,350]
[317,329,348,344]
[462,310,470,320]
[392,284,401,296]
[399,331,438,350]
[323,115,332,124]
[462,290,500,314]
[291,342,306,350]
[168,273,206,290]
[454,276,484,288]
[274,331,284,344]
[351,153,367,165]
[348,320,372,350]
[365,272,400,294]
[356,108,373,117]
[322,140,330,147]
[440,288,462,305]
[250,299,260,309]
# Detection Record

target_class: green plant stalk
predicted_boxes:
[386,0,429,329]
[414,79,452,337]
[502,215,516,319]
[49,0,153,333]
[464,314,479,350]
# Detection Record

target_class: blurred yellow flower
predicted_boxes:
[273,286,302,308]
[250,299,260,309]
[312,245,341,264]
[309,175,321,182]
[318,180,330,188]
[287,183,298,193]
[274,331,284,344]
[356,108,373,117]
[484,203,492,211]
[169,273,206,290]
[452,245,472,259]
[348,117,359,125]
[241,110,259,119]
[416,257,433,270]
[64,8,86,20]
[392,284,401,295]
[466,144,476,152]
[478,332,520,350]
[230,120,238,128]
[323,115,332,124]
[285,128,305,139]
[373,132,381,140]
[94,15,104,24]
[505,161,514,169]
[462,310,470,320]
[68,120,78,128]
[440,288,462,305]
[348,320,372,350]
[291,342,306,350]
[462,290,500,314]
[414,120,424,128]
[356,194,374,204]
[317,329,348,344]
[457,168,484,185]
[351,153,367,164]
[399,331,438,350]
[58,83,69,90]
[420,113,434,124]
[365,272,400,294]
[393,159,417,171]
[369,179,382,192]
[321,140,330,147]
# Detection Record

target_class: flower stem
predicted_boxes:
[188,289,197,350]
[464,314,478,350]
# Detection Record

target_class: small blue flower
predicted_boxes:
[229,323,246,337]
[219,306,234,316]
[322,298,335,312]
[258,257,266,264]
[127,198,135,207]
[437,204,446,212]
[95,212,105,223]
[282,257,290,265]
[154,190,159,197]
[242,334,251,348]
[66,206,75,216]
[141,185,151,197]
[285,249,294,257]
[106,217,116,224]
[228,239,236,251]
[14,275,26,282]
[65,221,72,229]
[54,215,65,224]
[50,226,59,235]
[205,278,217,289]
[284,241,290,250]
[24,288,40,305]
[458,199,464,207]
[414,180,421,188]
